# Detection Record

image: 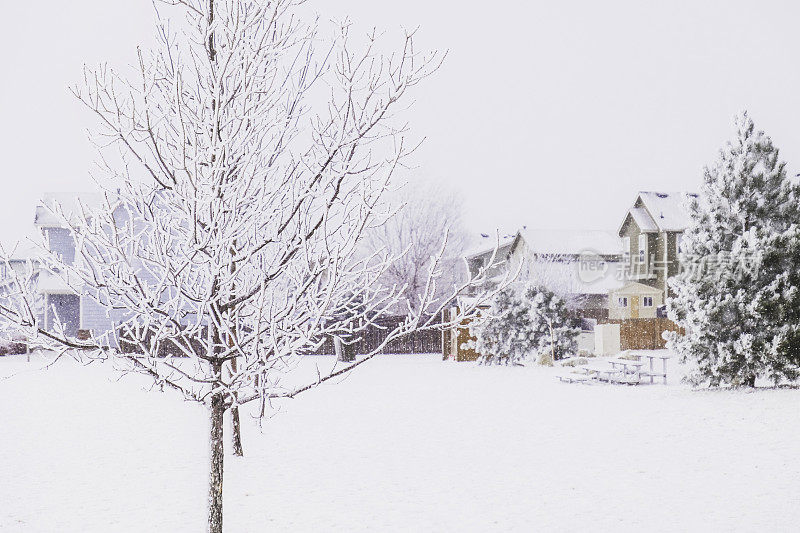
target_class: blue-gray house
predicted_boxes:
[30,192,117,340]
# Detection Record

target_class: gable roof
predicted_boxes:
[6,238,43,262]
[610,281,664,295]
[628,207,658,233]
[464,233,516,260]
[619,191,697,236]
[34,192,107,228]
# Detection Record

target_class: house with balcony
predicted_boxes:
[609,191,696,319]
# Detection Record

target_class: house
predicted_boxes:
[464,228,625,321]
[463,232,517,290]
[6,193,122,340]
[613,191,696,319]
[447,228,625,361]
[608,282,663,319]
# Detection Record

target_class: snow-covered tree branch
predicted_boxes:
[666,111,800,387]
[0,2,505,532]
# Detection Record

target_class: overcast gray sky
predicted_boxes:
[2,0,800,245]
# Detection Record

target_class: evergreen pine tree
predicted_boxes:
[666,111,800,386]
[468,283,578,365]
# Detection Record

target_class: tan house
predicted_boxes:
[608,282,663,319]
[617,192,696,305]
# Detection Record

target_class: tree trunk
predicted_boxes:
[231,405,244,457]
[208,390,225,533]
[230,358,244,457]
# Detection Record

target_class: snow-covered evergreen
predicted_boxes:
[666,111,800,386]
[468,283,578,365]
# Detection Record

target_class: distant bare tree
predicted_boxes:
[518,254,583,306]
[362,184,470,314]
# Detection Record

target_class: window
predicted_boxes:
[638,234,647,263]
[622,236,630,263]
[618,297,628,308]
[643,296,653,307]
[676,233,683,254]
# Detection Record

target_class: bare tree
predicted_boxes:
[0,2,502,532]
[362,183,471,314]
[518,253,584,305]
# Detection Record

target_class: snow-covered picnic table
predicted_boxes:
[584,364,621,383]
[606,358,645,383]
[558,352,671,386]
[608,358,644,371]
[632,351,670,384]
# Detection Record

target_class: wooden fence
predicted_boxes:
[600,318,683,351]
[118,316,443,358]
[310,315,443,356]
[441,307,482,362]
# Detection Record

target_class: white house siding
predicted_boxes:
[80,295,116,338]
[45,228,76,265]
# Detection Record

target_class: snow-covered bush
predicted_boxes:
[666,111,800,387]
[468,283,578,365]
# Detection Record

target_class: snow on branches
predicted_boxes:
[0,2,506,531]
[467,283,578,366]
[666,111,800,387]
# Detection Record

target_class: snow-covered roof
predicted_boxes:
[37,271,76,294]
[7,242,41,262]
[528,259,625,295]
[3,229,45,261]
[629,207,658,233]
[464,233,516,260]
[609,281,664,295]
[586,261,626,294]
[35,192,107,228]
[620,192,696,235]
[639,191,697,231]
[518,229,622,256]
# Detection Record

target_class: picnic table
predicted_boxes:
[580,362,631,384]
[558,353,671,386]
[632,352,670,384]
[606,358,644,383]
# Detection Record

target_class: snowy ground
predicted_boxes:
[2,352,800,532]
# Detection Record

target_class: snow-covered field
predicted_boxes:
[2,353,799,532]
